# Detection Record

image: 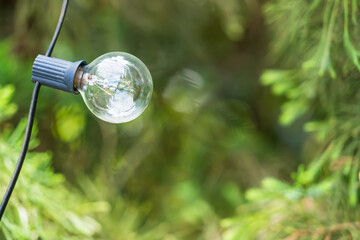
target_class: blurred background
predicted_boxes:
[1,0,360,239]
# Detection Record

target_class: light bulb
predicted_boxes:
[32,52,153,123]
[74,52,153,123]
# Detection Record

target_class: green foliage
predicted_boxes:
[262,0,360,202]
[222,176,338,240]
[52,104,86,143]
[1,0,360,239]
[221,0,360,239]
[0,85,105,239]
[0,85,17,122]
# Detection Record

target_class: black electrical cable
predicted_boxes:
[0,0,69,221]
[46,0,69,57]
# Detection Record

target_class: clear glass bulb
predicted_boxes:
[74,52,153,123]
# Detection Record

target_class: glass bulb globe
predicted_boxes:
[74,52,153,123]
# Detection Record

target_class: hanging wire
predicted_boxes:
[0,0,70,221]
